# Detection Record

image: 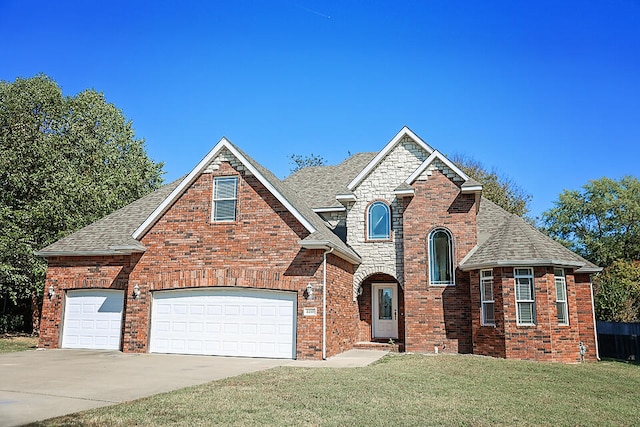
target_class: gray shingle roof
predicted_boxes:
[461,198,601,273]
[38,142,361,264]
[38,139,599,273]
[283,152,377,208]
[37,177,185,256]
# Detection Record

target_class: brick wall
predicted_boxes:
[129,161,328,358]
[325,254,359,357]
[469,269,507,358]
[39,158,355,360]
[38,255,137,349]
[575,273,598,362]
[403,170,477,354]
[496,267,597,362]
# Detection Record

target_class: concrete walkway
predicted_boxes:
[0,348,387,426]
[288,349,388,368]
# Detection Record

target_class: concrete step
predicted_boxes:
[354,341,404,352]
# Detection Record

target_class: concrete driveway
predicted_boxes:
[0,349,287,427]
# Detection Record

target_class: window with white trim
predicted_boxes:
[429,228,454,286]
[367,201,391,240]
[212,176,238,222]
[514,268,535,325]
[480,269,495,325]
[554,268,569,325]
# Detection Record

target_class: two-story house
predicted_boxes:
[37,127,600,362]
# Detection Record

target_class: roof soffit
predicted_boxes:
[347,126,434,191]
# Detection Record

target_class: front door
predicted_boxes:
[372,283,398,339]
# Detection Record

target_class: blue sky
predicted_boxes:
[1,0,638,219]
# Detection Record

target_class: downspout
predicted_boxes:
[323,247,334,360]
[590,276,600,361]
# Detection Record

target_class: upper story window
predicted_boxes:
[367,201,391,240]
[480,269,495,326]
[514,267,536,326]
[212,176,238,222]
[554,268,569,326]
[429,228,454,286]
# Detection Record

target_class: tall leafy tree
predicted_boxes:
[543,176,640,322]
[0,74,164,332]
[452,155,532,217]
[542,176,640,266]
[592,260,640,322]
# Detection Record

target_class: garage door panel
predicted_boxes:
[150,288,296,359]
[62,290,124,350]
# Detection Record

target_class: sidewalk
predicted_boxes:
[287,349,389,368]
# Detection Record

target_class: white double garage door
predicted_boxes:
[61,288,297,359]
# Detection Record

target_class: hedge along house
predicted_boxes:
[37,127,601,362]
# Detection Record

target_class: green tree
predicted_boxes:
[289,153,327,174]
[593,260,640,322]
[542,176,640,266]
[0,74,164,332]
[452,155,532,217]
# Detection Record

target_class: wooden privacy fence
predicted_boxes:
[597,321,640,361]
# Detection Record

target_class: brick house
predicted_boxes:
[37,127,601,362]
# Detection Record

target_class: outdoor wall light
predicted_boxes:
[357,286,364,297]
[305,283,314,300]
[48,285,55,299]
[133,284,141,299]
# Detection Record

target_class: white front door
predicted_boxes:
[372,283,398,339]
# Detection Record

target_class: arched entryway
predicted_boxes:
[356,273,405,351]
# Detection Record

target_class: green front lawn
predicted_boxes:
[0,334,38,353]
[34,354,640,426]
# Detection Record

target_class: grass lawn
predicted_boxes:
[32,353,640,427]
[0,334,38,353]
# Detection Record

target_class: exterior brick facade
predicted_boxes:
[403,170,476,354]
[38,128,599,363]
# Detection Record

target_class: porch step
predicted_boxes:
[354,341,405,352]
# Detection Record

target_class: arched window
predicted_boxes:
[367,202,391,240]
[429,228,454,285]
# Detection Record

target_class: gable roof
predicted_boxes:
[406,149,470,185]
[39,138,361,264]
[347,126,434,191]
[461,198,601,273]
[38,129,597,273]
[133,137,316,239]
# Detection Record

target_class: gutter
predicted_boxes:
[323,247,334,360]
[35,246,146,257]
[459,259,586,272]
[298,240,361,265]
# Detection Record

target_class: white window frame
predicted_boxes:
[428,228,455,286]
[212,176,238,222]
[514,267,536,326]
[480,269,495,326]
[554,268,569,326]
[367,201,391,240]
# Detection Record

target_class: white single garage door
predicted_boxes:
[149,288,296,359]
[61,289,124,350]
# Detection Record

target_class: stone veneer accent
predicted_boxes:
[348,135,429,296]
